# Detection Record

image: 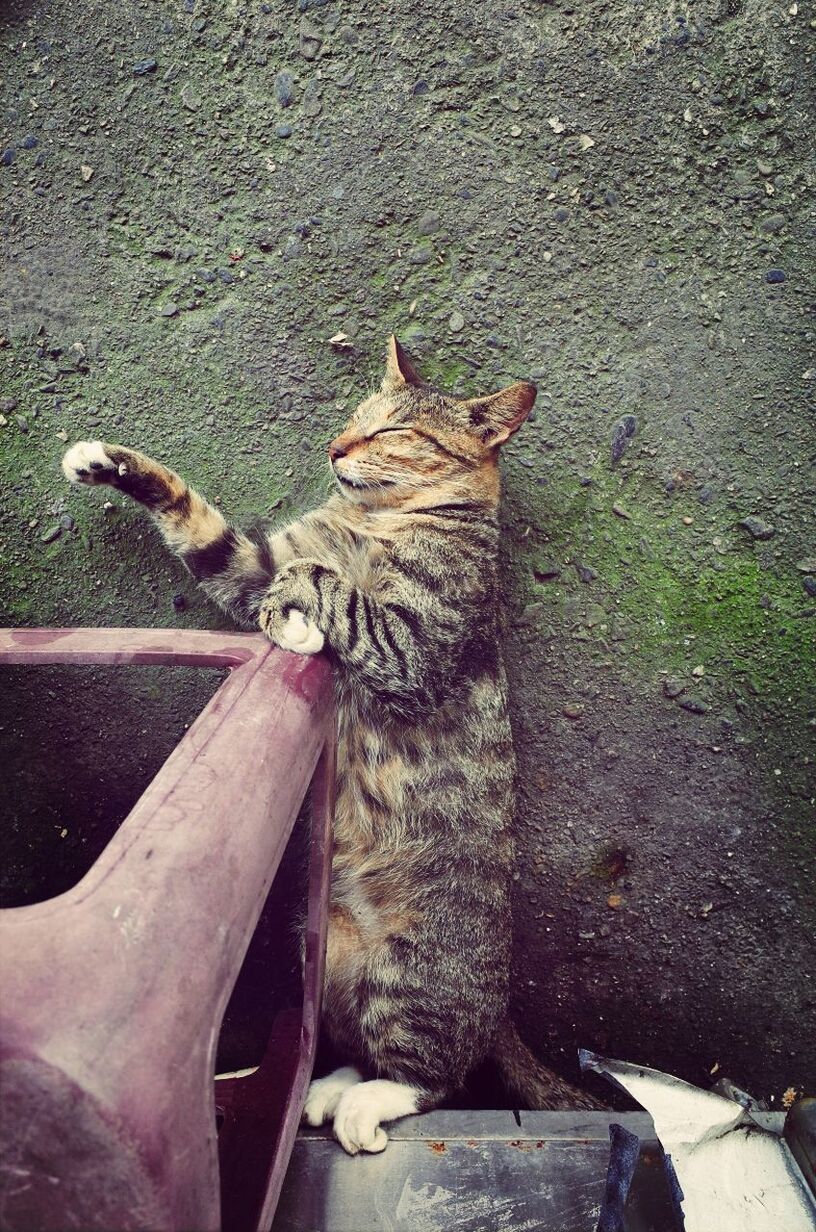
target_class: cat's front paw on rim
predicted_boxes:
[62,441,118,484]
[330,1079,420,1156]
[263,608,324,655]
[332,1086,390,1155]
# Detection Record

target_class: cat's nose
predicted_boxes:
[328,439,348,462]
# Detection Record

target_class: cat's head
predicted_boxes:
[328,337,536,508]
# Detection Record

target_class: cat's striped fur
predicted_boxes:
[62,338,600,1154]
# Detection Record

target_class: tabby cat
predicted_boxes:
[61,337,598,1154]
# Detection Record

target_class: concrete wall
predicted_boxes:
[1,0,813,1101]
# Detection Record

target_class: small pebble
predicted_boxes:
[612,503,631,519]
[172,594,187,611]
[180,83,199,111]
[408,243,433,265]
[563,702,584,720]
[574,561,597,584]
[678,697,709,714]
[133,58,158,76]
[274,70,295,107]
[803,578,816,598]
[663,678,684,698]
[59,513,75,531]
[765,269,786,284]
[160,302,179,317]
[302,81,322,117]
[299,21,322,60]
[449,310,465,333]
[533,563,561,581]
[40,524,61,544]
[417,210,440,235]
[738,516,775,540]
[610,414,637,465]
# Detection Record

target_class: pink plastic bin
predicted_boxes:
[0,627,335,1232]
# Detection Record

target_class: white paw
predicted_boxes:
[333,1085,393,1155]
[277,609,325,655]
[62,441,116,484]
[331,1080,421,1155]
[303,1067,362,1127]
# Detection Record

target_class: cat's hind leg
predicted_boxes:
[302,1066,363,1128]
[331,1079,430,1155]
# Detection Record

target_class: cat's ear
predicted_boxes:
[460,381,537,447]
[382,335,424,390]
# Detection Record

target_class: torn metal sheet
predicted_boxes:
[273,1110,674,1231]
[581,1050,816,1232]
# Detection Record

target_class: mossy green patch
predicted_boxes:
[503,464,814,823]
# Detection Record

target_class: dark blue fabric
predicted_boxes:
[663,1151,686,1230]
[596,1122,641,1232]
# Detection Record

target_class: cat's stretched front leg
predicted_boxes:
[61,440,310,631]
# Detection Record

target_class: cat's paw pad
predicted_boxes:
[303,1067,362,1127]
[277,609,324,655]
[62,441,117,484]
[332,1087,389,1156]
